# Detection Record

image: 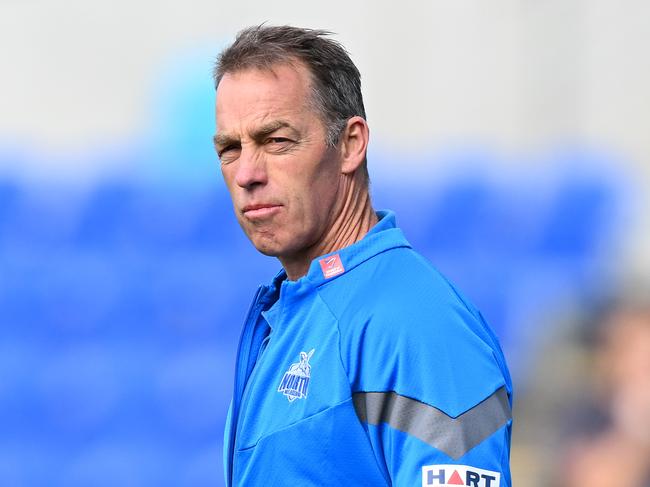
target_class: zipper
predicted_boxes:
[232,328,272,466]
[227,285,264,487]
[255,333,272,364]
[231,326,273,484]
[237,332,272,421]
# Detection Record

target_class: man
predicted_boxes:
[213,25,513,486]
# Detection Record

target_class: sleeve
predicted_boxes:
[343,298,513,487]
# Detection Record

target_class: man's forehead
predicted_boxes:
[215,62,317,133]
[215,99,302,135]
[216,61,315,113]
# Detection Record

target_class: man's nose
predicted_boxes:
[234,148,267,189]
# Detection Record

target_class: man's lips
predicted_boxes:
[242,203,282,219]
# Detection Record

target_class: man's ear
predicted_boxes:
[339,116,369,175]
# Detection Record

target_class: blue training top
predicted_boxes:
[224,210,513,487]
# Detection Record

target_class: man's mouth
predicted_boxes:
[242,203,282,219]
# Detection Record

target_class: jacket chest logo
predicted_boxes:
[277,349,315,402]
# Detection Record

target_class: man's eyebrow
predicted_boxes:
[213,133,237,148]
[251,121,296,141]
[251,120,299,142]
[213,121,297,148]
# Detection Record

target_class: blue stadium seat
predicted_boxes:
[154,347,233,438]
[36,344,123,437]
[73,182,137,249]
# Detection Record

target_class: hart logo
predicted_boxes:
[319,254,345,279]
[422,465,500,487]
[277,349,315,402]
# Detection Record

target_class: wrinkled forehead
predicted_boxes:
[216,61,318,111]
[215,62,322,134]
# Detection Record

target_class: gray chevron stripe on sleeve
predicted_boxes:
[352,386,511,460]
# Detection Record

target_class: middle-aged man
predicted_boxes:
[213,25,513,487]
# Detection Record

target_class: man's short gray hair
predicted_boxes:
[213,25,367,148]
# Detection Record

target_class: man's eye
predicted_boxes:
[218,145,240,159]
[266,137,292,150]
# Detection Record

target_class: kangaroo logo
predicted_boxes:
[277,349,315,402]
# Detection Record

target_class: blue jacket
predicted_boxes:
[224,210,513,486]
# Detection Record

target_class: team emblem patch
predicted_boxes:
[422,465,500,487]
[277,349,315,402]
[319,254,345,279]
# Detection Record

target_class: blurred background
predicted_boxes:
[1,1,649,485]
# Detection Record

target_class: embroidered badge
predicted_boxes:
[277,349,315,402]
[319,254,345,279]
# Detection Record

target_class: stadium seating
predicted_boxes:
[0,142,629,485]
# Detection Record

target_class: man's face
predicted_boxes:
[215,62,344,260]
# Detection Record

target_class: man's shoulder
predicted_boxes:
[320,246,510,417]
[318,245,481,329]
[317,243,507,371]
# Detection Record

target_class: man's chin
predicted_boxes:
[254,245,281,257]
[251,238,302,260]
[249,236,284,257]
[246,229,307,260]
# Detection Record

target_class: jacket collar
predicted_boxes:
[260,210,411,330]
[265,210,411,298]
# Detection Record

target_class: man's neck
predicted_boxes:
[280,188,378,281]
